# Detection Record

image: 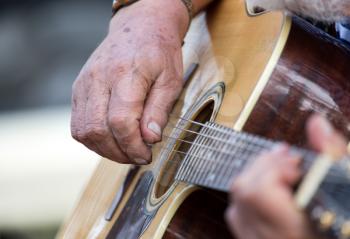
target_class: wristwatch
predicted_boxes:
[112,0,193,20]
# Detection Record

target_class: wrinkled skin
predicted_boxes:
[71,0,189,164]
[226,115,347,239]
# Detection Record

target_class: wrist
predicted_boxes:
[110,0,190,40]
[149,0,190,38]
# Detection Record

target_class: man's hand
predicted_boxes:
[225,115,347,239]
[71,0,190,164]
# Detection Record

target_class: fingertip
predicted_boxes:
[225,206,235,224]
[134,158,151,165]
[262,143,290,166]
[281,166,302,186]
[307,114,322,129]
[279,154,302,185]
[307,114,347,156]
[279,150,301,170]
[127,146,152,165]
[286,154,302,167]
[326,132,348,158]
[309,114,333,136]
[148,121,162,141]
[141,120,163,143]
[307,114,333,151]
[271,143,290,154]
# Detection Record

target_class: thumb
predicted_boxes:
[141,71,183,143]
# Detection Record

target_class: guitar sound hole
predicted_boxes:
[154,100,215,198]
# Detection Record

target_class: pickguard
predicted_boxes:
[106,171,156,239]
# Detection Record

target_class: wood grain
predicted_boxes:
[243,17,350,145]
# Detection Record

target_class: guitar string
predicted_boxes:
[161,134,260,158]
[161,116,344,167]
[165,115,350,163]
[164,116,310,163]
[160,120,276,166]
[160,135,259,177]
[160,142,349,183]
[151,117,349,181]
[166,121,273,150]
[159,137,348,182]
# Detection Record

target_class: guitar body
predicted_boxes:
[58,0,350,238]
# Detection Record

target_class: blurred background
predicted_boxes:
[0,0,111,238]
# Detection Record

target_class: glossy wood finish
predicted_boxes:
[58,0,287,237]
[243,17,350,145]
[163,190,232,239]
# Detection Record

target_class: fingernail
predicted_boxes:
[148,121,162,136]
[318,116,333,136]
[134,158,149,165]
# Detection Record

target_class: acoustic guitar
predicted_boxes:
[58,0,350,238]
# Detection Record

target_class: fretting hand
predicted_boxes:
[225,115,347,239]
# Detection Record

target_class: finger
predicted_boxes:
[229,145,289,195]
[307,114,347,157]
[85,82,130,163]
[108,68,152,163]
[279,154,302,186]
[71,80,102,155]
[249,145,301,187]
[225,206,239,238]
[141,52,183,143]
[268,145,301,186]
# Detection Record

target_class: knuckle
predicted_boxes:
[173,75,184,87]
[108,115,131,130]
[110,62,131,77]
[72,79,83,94]
[232,179,256,204]
[86,64,103,80]
[85,124,108,141]
[71,130,80,141]
[72,80,78,93]
[71,128,86,143]
[237,190,257,205]
[78,62,103,83]
[165,80,183,95]
[231,180,242,195]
